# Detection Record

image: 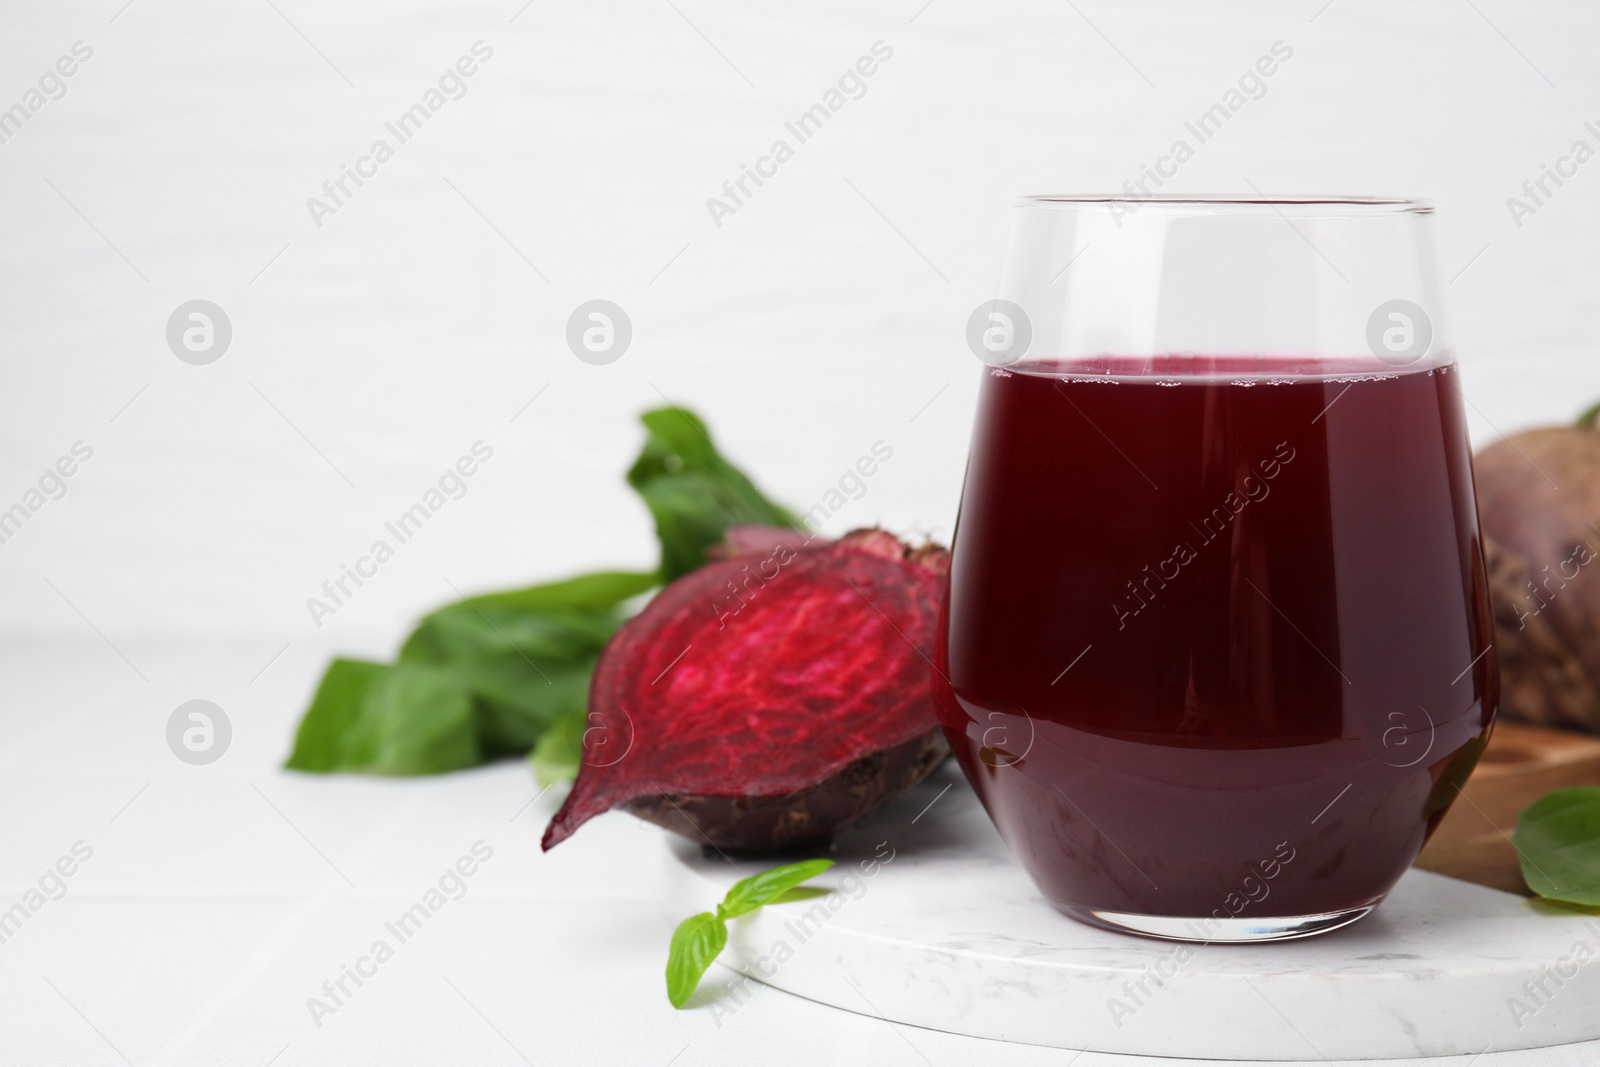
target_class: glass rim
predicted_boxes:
[1017,195,1433,215]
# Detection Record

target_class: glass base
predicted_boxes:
[1060,901,1380,943]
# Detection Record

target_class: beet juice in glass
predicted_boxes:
[935,197,1498,942]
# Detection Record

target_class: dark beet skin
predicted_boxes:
[1476,426,1600,732]
[541,529,949,851]
[620,727,948,851]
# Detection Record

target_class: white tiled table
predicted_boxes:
[0,641,1595,1066]
[6,0,1600,1061]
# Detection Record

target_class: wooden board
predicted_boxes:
[1416,720,1600,894]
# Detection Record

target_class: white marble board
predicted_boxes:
[665,764,1600,1060]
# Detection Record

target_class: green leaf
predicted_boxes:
[467,657,595,757]
[629,406,800,581]
[285,659,387,772]
[397,572,652,754]
[460,569,659,613]
[528,707,587,788]
[1515,786,1600,907]
[663,859,834,1009]
[398,573,651,666]
[286,660,480,775]
[717,859,835,919]
[666,911,728,1009]
[285,571,651,775]
[399,606,615,666]
[284,406,799,777]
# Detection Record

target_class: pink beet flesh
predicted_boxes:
[542,531,946,850]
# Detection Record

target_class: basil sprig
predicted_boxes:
[667,859,833,1008]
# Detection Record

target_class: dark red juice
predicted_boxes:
[935,356,1497,925]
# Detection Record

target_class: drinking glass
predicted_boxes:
[934,196,1498,942]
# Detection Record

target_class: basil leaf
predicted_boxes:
[398,574,651,666]
[466,657,595,757]
[458,569,659,613]
[1515,786,1600,907]
[528,707,587,788]
[284,406,799,777]
[284,659,385,772]
[666,911,728,1009]
[400,607,616,666]
[286,660,480,774]
[290,571,648,774]
[717,858,835,919]
[664,860,834,1008]
[628,407,800,581]
[398,572,653,754]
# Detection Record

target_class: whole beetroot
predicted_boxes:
[542,528,949,852]
[1476,406,1600,732]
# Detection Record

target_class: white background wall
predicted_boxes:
[1,0,1597,659]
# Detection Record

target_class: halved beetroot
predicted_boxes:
[541,528,949,852]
